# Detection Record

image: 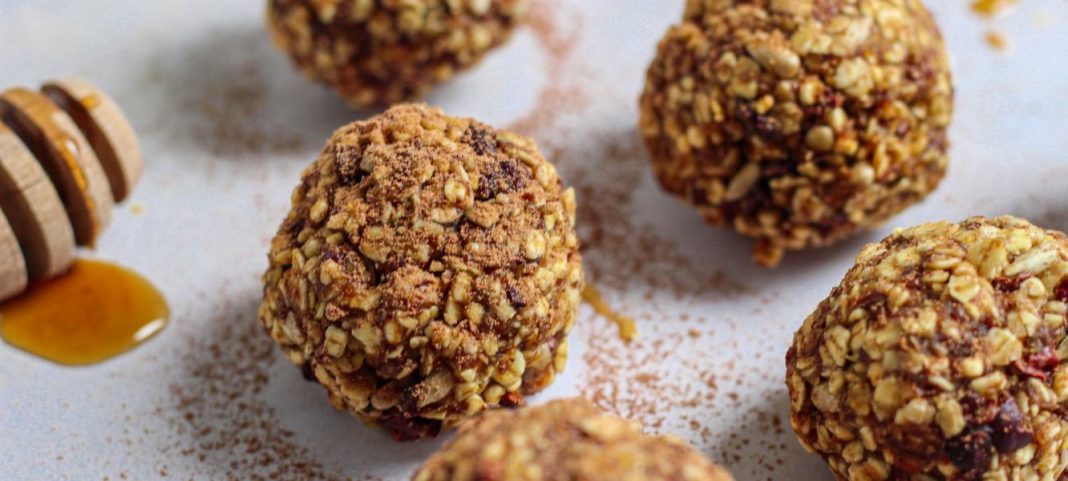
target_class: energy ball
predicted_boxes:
[639,0,953,267]
[787,216,1068,481]
[412,398,736,481]
[258,104,583,440]
[266,0,528,106]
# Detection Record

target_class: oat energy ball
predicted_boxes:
[258,104,583,440]
[412,398,736,481]
[787,217,1068,481]
[267,0,528,106]
[639,0,953,267]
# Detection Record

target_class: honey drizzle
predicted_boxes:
[0,259,168,366]
[582,285,637,342]
[56,135,98,244]
[81,94,101,110]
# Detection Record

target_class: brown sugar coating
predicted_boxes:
[412,398,736,481]
[639,0,953,267]
[267,0,529,106]
[787,217,1068,481]
[259,104,583,440]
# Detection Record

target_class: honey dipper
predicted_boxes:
[0,78,142,301]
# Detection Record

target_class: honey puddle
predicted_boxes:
[0,259,168,365]
[582,285,637,342]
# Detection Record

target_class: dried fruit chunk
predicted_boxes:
[639,0,953,266]
[259,104,583,440]
[788,216,1068,481]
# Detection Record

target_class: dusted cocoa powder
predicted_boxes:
[152,287,360,481]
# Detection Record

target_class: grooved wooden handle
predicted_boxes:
[0,78,142,301]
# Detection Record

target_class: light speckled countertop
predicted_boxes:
[1,1,1066,480]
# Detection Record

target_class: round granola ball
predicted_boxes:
[266,0,528,106]
[639,0,953,267]
[412,398,736,481]
[258,104,583,440]
[787,216,1068,481]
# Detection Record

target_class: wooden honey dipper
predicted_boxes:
[0,78,142,301]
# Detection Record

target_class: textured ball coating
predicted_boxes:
[259,104,583,440]
[639,0,953,267]
[267,0,528,106]
[412,398,736,481]
[787,217,1068,481]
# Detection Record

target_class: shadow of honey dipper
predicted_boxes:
[0,78,142,301]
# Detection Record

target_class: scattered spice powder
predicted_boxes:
[507,3,586,137]
[183,57,302,156]
[150,288,359,481]
[143,30,303,156]
[581,325,720,432]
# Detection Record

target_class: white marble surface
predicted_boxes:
[0,1,1066,480]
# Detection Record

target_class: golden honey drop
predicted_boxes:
[582,285,637,342]
[80,94,100,109]
[0,259,168,366]
[971,0,1016,17]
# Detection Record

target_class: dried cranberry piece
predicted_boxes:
[381,413,443,442]
[990,399,1033,453]
[1055,278,1068,303]
[1014,347,1059,381]
[945,428,993,473]
[500,392,526,408]
[991,273,1032,293]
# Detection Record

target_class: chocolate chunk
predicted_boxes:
[335,144,363,183]
[476,159,527,200]
[464,126,498,156]
[946,429,993,473]
[990,399,1033,453]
